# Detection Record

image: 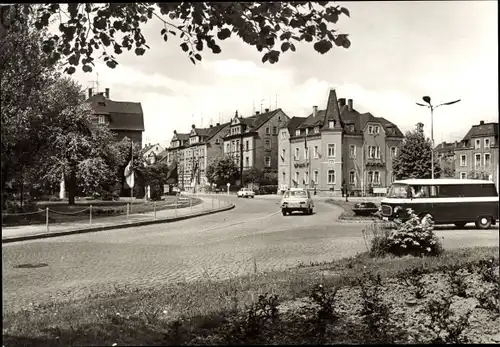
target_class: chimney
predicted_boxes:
[216,122,220,126]
[256,111,260,115]
[88,88,93,99]
[265,108,269,113]
[209,124,213,128]
[105,88,110,99]
[313,105,318,117]
[192,124,195,129]
[480,120,485,125]
[338,98,346,107]
[347,99,353,111]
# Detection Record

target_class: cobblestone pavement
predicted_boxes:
[3,196,498,313]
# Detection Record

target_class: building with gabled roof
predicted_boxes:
[222,108,290,179]
[87,88,145,147]
[279,89,404,195]
[453,121,498,187]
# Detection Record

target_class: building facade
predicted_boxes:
[453,121,499,188]
[87,88,145,147]
[222,108,290,173]
[142,143,165,165]
[279,90,404,195]
[166,122,229,191]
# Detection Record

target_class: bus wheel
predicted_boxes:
[454,222,467,229]
[475,216,492,230]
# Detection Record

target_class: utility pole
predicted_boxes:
[240,135,244,187]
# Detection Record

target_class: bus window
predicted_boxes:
[411,185,430,198]
[438,185,463,198]
[387,184,408,198]
[430,185,439,197]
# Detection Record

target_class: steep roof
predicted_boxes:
[175,133,190,141]
[462,122,498,141]
[285,116,308,134]
[435,141,459,153]
[321,90,343,131]
[206,122,230,141]
[249,109,282,131]
[89,93,145,131]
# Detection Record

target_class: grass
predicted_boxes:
[3,246,498,346]
[1,196,202,227]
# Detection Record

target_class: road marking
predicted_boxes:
[202,210,281,232]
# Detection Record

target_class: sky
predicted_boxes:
[71,1,498,149]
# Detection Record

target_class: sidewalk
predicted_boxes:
[2,195,234,243]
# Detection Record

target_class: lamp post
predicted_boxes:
[416,96,461,179]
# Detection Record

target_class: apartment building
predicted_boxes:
[454,121,499,187]
[222,108,290,173]
[166,122,229,191]
[279,89,404,195]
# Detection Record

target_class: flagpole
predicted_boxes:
[130,140,133,201]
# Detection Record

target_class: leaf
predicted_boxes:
[261,52,269,63]
[196,40,203,51]
[341,7,350,18]
[161,28,167,35]
[180,42,189,52]
[82,65,93,72]
[281,42,290,52]
[217,28,231,40]
[212,44,221,54]
[134,47,146,56]
[194,54,202,61]
[190,57,196,64]
[290,43,296,52]
[268,50,280,64]
[106,60,118,69]
[163,34,168,42]
[314,40,333,54]
[66,66,76,74]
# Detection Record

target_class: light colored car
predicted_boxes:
[237,188,255,198]
[281,188,314,215]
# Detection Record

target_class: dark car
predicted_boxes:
[352,202,379,216]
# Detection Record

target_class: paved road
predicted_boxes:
[3,196,498,312]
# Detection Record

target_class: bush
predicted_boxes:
[365,208,443,258]
[257,185,278,195]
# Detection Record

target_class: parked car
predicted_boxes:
[281,188,314,215]
[352,202,379,216]
[237,188,255,198]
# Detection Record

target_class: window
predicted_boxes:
[349,145,356,159]
[281,149,286,162]
[295,129,300,136]
[313,145,319,158]
[272,126,277,135]
[226,143,230,153]
[368,146,381,159]
[294,148,299,161]
[460,172,467,179]
[305,128,309,135]
[304,172,309,185]
[390,146,398,158]
[373,126,380,134]
[313,170,319,185]
[460,154,467,167]
[484,153,491,168]
[368,125,373,134]
[304,147,309,160]
[329,120,334,128]
[373,171,380,185]
[367,171,373,184]
[327,170,336,184]
[327,144,335,157]
[245,140,249,151]
[295,172,299,183]
[475,153,481,169]
[281,131,287,139]
[349,170,355,184]
[265,127,271,135]
[314,126,319,134]
[215,138,220,145]
[98,115,105,124]
[475,139,481,149]
[390,172,395,183]
[485,138,490,148]
[245,156,249,167]
[236,140,240,151]
[265,139,271,149]
[282,172,286,183]
[265,156,271,167]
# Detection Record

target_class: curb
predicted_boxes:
[2,203,235,244]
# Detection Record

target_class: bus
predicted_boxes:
[380,179,499,229]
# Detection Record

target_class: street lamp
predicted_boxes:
[416,96,461,179]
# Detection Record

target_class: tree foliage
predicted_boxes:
[143,160,170,200]
[2,2,351,73]
[467,170,490,180]
[206,155,240,187]
[440,157,456,178]
[392,130,442,180]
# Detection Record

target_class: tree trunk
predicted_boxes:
[67,171,77,205]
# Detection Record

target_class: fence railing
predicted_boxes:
[2,194,231,231]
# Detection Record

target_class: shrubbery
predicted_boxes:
[364,208,443,258]
[257,185,278,195]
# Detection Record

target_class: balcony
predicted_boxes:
[365,159,385,168]
[293,161,310,169]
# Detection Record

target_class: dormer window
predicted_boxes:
[295,129,300,136]
[305,128,309,135]
[231,126,241,135]
[349,124,355,132]
[215,138,220,145]
[98,115,105,124]
[97,101,106,107]
[329,121,334,128]
[314,126,319,134]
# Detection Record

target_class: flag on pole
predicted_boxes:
[124,142,135,188]
[166,160,178,184]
